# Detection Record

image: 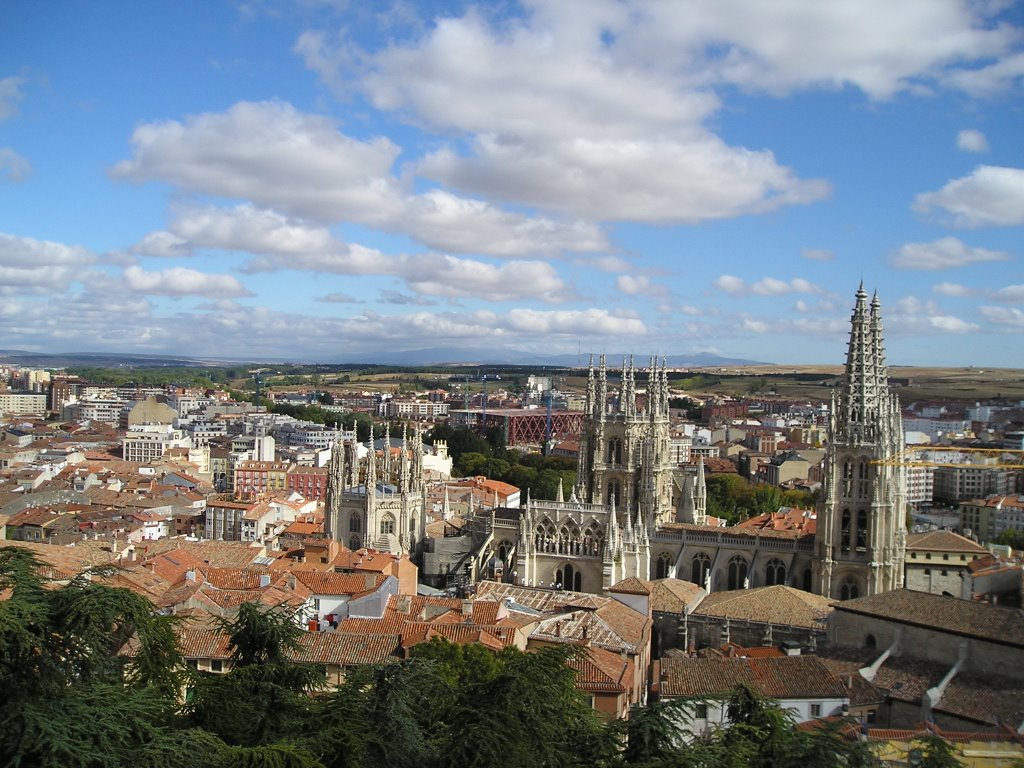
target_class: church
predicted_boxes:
[321,285,907,602]
[513,284,907,600]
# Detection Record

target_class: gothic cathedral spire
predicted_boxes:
[815,285,906,599]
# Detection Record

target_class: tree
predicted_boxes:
[908,732,965,768]
[186,603,324,748]
[0,548,189,768]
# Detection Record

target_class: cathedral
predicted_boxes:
[514,284,907,599]
[323,422,426,555]
[321,284,907,601]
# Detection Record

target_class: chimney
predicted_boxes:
[396,595,412,614]
[364,572,376,590]
[185,569,196,582]
[462,599,473,619]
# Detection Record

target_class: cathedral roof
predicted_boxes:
[693,586,834,629]
[835,589,1024,648]
[648,579,706,614]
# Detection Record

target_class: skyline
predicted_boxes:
[2,1,1023,367]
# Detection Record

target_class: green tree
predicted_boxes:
[908,732,965,768]
[186,603,324,748]
[0,548,190,768]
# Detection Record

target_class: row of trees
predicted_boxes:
[0,548,972,768]
[426,423,576,501]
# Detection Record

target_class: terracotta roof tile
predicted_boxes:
[662,655,847,700]
[693,585,833,629]
[835,589,1024,647]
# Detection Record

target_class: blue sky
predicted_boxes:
[2,1,1023,367]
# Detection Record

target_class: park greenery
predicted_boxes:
[0,546,946,768]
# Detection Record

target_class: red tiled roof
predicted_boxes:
[662,655,847,700]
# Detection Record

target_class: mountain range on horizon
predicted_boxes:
[0,347,765,370]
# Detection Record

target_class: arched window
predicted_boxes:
[840,578,860,600]
[497,540,512,563]
[856,510,868,552]
[607,479,621,507]
[803,567,813,591]
[764,558,786,586]
[559,520,580,555]
[842,460,853,497]
[555,564,582,592]
[691,553,711,586]
[535,518,556,552]
[727,555,749,591]
[349,535,361,550]
[349,515,361,533]
[608,438,622,465]
[865,634,877,650]
[841,509,852,553]
[583,522,603,556]
[656,552,673,579]
[379,514,395,536]
[857,460,870,499]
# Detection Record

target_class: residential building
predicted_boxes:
[959,495,1024,544]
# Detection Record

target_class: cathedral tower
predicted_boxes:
[815,285,907,599]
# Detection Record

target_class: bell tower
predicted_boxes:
[816,285,907,599]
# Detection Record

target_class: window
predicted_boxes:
[210,659,223,673]
[349,516,361,532]
[840,578,859,600]
[765,558,786,586]
[380,515,395,536]
[810,704,822,718]
[691,553,711,586]
[695,703,708,719]
[727,555,748,591]
[656,552,673,579]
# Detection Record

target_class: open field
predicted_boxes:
[683,365,1024,403]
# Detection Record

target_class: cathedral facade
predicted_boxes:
[323,423,426,556]
[514,285,907,599]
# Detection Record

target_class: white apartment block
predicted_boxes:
[383,399,449,419]
[66,397,127,425]
[905,464,935,508]
[122,424,193,464]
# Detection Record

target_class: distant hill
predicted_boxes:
[336,346,767,368]
[0,347,765,369]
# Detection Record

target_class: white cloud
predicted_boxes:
[400,255,569,303]
[0,76,25,121]
[956,129,989,153]
[992,285,1024,303]
[402,189,608,256]
[713,275,746,294]
[980,306,1024,328]
[113,100,405,225]
[0,233,94,294]
[932,282,975,297]
[616,274,668,298]
[122,265,252,297]
[0,148,30,182]
[132,230,191,258]
[889,296,979,333]
[945,50,1024,96]
[166,204,337,255]
[417,134,829,225]
[114,102,604,258]
[504,308,646,336]
[751,277,822,296]
[890,237,1010,270]
[801,248,834,261]
[914,166,1024,227]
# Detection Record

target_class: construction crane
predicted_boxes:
[873,446,1024,469]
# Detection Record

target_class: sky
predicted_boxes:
[2,1,1023,368]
